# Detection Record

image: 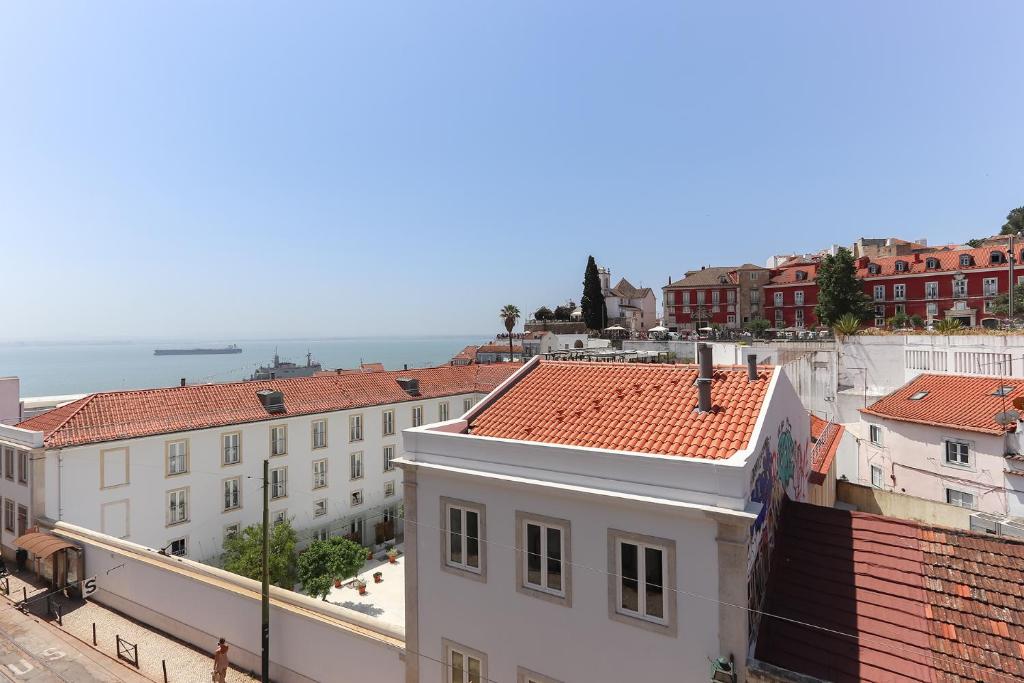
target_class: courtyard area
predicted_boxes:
[326,546,405,632]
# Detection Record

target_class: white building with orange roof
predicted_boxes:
[398,346,819,683]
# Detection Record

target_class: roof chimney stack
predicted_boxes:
[180,378,186,387]
[696,343,713,413]
[747,354,757,381]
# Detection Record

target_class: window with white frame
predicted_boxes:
[223,477,241,511]
[750,290,760,304]
[945,440,970,466]
[775,309,784,323]
[166,440,188,476]
[794,290,804,306]
[519,514,568,600]
[270,467,287,500]
[869,424,883,446]
[518,669,562,683]
[383,445,395,472]
[946,488,974,509]
[224,523,240,539]
[312,459,327,489]
[727,314,736,325]
[611,531,673,628]
[312,419,327,449]
[681,291,690,305]
[314,527,329,542]
[444,499,484,574]
[925,281,938,299]
[711,290,720,305]
[445,641,486,683]
[272,510,287,526]
[2,448,11,481]
[384,480,395,497]
[17,451,28,484]
[870,465,883,488]
[773,292,783,307]
[168,538,187,557]
[983,277,998,296]
[439,402,449,421]
[894,284,906,300]
[927,302,938,318]
[349,414,363,442]
[350,490,363,507]
[953,278,967,297]
[313,498,327,517]
[696,290,705,305]
[959,254,972,267]
[222,433,240,465]
[895,303,905,315]
[463,398,473,412]
[3,500,12,532]
[270,425,287,456]
[873,285,885,301]
[412,406,423,427]
[795,309,804,327]
[167,488,188,525]
[350,452,363,480]
[727,289,736,303]
[382,409,395,436]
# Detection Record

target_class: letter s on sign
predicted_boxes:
[82,577,97,598]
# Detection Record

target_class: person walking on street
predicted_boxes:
[212,638,229,683]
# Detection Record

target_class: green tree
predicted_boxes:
[581,256,606,330]
[297,537,367,600]
[1000,206,1024,235]
[814,248,873,327]
[744,318,770,338]
[886,311,911,329]
[533,306,554,321]
[222,519,298,588]
[553,305,572,321]
[989,282,1024,318]
[499,304,521,360]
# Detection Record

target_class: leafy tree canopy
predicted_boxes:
[744,318,770,337]
[222,519,298,588]
[814,248,873,327]
[989,282,1024,318]
[1000,206,1024,235]
[553,305,572,321]
[297,537,367,600]
[533,306,554,321]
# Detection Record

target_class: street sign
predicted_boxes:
[81,577,97,598]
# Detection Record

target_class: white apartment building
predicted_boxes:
[858,373,1024,518]
[0,364,517,563]
[399,349,815,683]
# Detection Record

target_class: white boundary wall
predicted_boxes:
[51,521,405,683]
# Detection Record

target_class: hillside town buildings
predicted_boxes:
[597,266,658,332]
[663,264,770,331]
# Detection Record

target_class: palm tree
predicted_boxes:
[499,305,521,361]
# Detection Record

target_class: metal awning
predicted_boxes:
[15,531,77,558]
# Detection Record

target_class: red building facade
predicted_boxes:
[663,266,740,330]
[762,259,820,329]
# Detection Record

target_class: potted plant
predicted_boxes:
[373,571,383,584]
[355,578,367,596]
[386,547,399,564]
[334,578,343,589]
[366,548,374,560]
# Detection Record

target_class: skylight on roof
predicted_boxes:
[992,386,1016,397]
[909,391,929,400]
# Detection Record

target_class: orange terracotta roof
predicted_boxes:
[468,360,773,459]
[861,374,1024,435]
[17,364,520,449]
[769,262,819,285]
[808,414,843,484]
[858,242,1011,278]
[756,500,1024,682]
[477,343,524,353]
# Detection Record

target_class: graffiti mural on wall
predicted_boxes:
[746,418,806,639]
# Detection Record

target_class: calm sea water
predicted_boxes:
[0,337,485,397]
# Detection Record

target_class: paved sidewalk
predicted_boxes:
[1,572,256,683]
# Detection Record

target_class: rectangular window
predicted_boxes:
[519,514,568,600]
[870,465,883,488]
[16,505,26,538]
[925,281,938,299]
[869,424,883,446]
[953,279,967,297]
[927,302,938,317]
[272,510,287,526]
[463,398,473,412]
[439,402,449,421]
[270,467,287,500]
[2,500,12,532]
[444,499,484,575]
[696,290,705,305]
[711,290,720,305]
[774,292,783,307]
[349,414,363,442]
[946,488,975,509]
[750,290,760,304]
[945,440,970,466]
[312,419,327,449]
[794,290,804,306]
[168,538,187,557]
[350,490,363,507]
[167,488,188,525]
[383,445,395,472]
[795,309,804,327]
[350,452,363,480]
[445,641,486,683]
[223,478,241,511]
[3,449,11,481]
[894,303,905,315]
[314,498,327,517]
[384,480,396,497]
[271,426,287,456]
[727,289,736,303]
[681,291,690,305]
[382,409,395,436]
[314,527,329,542]
[222,433,240,465]
[612,533,672,627]
[873,285,885,301]
[775,309,784,323]
[224,523,240,539]
[166,440,188,476]
[17,451,27,485]
[984,277,998,296]
[727,314,736,325]
[412,406,423,428]
[894,284,906,300]
[312,459,327,489]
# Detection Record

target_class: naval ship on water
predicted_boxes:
[154,344,242,356]
[250,351,323,381]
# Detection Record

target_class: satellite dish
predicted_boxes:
[1013,396,1024,411]
[994,410,1020,426]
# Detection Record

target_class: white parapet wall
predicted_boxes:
[50,521,405,683]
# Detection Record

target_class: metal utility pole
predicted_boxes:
[261,458,270,683]
[1011,234,1018,321]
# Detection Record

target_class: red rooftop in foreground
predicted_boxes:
[752,500,1024,683]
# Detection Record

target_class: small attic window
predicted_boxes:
[992,386,1015,397]
[990,251,1006,264]
[909,391,929,400]
[960,254,973,267]
[895,260,907,272]
[926,257,939,269]
[718,275,729,284]
[867,264,880,275]
[795,270,807,281]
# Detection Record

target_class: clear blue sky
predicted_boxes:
[2,2,1022,340]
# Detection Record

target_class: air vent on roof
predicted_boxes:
[396,377,420,396]
[993,386,1015,397]
[256,389,286,414]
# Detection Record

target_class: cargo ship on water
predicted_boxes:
[154,344,242,356]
